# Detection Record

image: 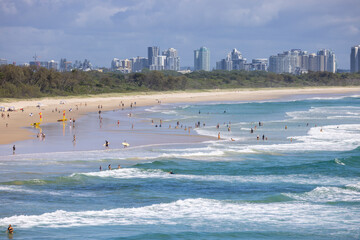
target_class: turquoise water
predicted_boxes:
[1,94,360,239]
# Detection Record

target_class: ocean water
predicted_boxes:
[1,94,360,239]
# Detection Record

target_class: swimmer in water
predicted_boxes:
[7,224,14,234]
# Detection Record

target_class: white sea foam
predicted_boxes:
[76,169,356,186]
[283,186,360,202]
[1,198,358,230]
[0,185,93,197]
[286,106,360,121]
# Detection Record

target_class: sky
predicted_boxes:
[0,0,359,69]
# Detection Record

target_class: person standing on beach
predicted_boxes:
[12,145,15,154]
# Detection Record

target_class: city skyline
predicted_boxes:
[0,0,359,69]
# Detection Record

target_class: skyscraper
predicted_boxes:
[351,45,360,73]
[163,48,180,71]
[269,49,336,74]
[131,57,148,72]
[148,46,160,66]
[194,47,210,71]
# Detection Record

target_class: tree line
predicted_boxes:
[1,64,360,98]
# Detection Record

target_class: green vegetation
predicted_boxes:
[1,65,360,98]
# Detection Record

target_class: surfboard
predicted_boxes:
[122,142,130,147]
[57,119,68,122]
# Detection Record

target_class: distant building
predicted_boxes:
[0,59,7,66]
[72,59,92,71]
[111,58,132,73]
[216,49,267,72]
[162,48,180,71]
[148,46,160,66]
[248,59,268,71]
[111,58,120,70]
[60,58,72,72]
[229,48,246,70]
[29,61,49,68]
[194,47,210,71]
[131,57,148,72]
[149,56,166,71]
[216,53,233,71]
[350,45,360,73]
[269,49,336,74]
[48,60,58,70]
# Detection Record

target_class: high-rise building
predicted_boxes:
[111,58,120,70]
[131,57,148,72]
[60,58,72,72]
[308,53,318,72]
[216,53,233,71]
[230,48,246,70]
[0,59,7,65]
[350,45,360,73]
[148,46,160,66]
[251,59,268,71]
[194,47,210,71]
[163,48,180,71]
[149,56,166,71]
[48,60,58,70]
[269,49,336,74]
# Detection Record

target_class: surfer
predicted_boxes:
[99,166,102,171]
[12,145,15,154]
[118,165,121,169]
[169,171,174,174]
[105,140,109,148]
[7,224,14,234]
[218,132,221,140]
[108,164,111,170]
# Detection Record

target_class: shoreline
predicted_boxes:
[1,86,359,145]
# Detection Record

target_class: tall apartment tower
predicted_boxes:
[163,48,180,71]
[351,45,360,73]
[194,47,210,71]
[148,46,160,66]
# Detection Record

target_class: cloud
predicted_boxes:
[0,0,359,68]
[0,0,17,14]
[75,4,128,27]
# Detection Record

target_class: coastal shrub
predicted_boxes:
[1,65,360,98]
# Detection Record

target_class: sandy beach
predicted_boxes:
[0,86,359,145]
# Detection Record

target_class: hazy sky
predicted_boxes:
[0,0,359,69]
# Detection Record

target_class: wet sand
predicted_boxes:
[0,87,359,146]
